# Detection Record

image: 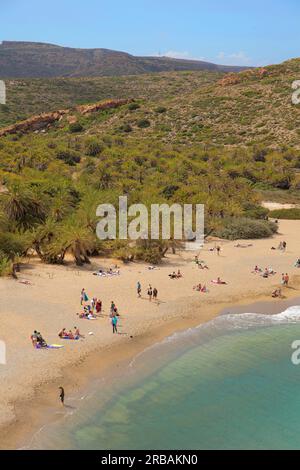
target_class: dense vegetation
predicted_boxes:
[1,59,300,275]
[269,208,300,219]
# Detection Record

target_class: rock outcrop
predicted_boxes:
[218,68,269,87]
[0,99,132,137]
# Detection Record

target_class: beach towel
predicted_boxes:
[61,336,80,340]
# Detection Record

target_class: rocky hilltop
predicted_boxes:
[0,41,248,78]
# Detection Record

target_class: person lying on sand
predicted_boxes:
[198,262,209,269]
[169,271,183,279]
[211,277,227,285]
[93,268,120,277]
[234,243,253,248]
[77,310,96,320]
[169,272,177,279]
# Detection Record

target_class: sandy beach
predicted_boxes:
[0,219,300,449]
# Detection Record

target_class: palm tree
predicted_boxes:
[56,218,96,266]
[3,184,44,228]
[49,189,75,222]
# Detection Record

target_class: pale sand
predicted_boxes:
[0,219,300,449]
[262,201,299,210]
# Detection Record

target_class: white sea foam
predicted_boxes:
[129,305,300,368]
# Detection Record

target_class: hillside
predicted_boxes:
[1,59,300,272]
[2,58,300,147]
[0,41,247,78]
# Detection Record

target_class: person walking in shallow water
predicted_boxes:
[59,386,65,406]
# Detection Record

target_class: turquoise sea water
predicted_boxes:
[27,306,300,450]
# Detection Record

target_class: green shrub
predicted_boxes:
[69,122,83,133]
[56,150,81,166]
[128,102,140,111]
[155,106,167,114]
[119,123,133,133]
[216,218,278,240]
[0,252,13,277]
[137,119,151,129]
[85,139,104,157]
[269,208,300,219]
[243,203,269,219]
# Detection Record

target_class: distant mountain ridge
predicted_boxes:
[0,41,249,78]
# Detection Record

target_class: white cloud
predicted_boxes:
[217,51,252,66]
[155,50,205,61]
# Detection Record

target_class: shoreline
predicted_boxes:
[3,284,300,450]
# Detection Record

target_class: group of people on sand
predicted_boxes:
[281,273,290,286]
[109,301,120,333]
[208,245,221,255]
[58,327,83,340]
[147,285,158,301]
[79,289,103,319]
[93,267,120,277]
[271,241,287,252]
[31,330,47,348]
[169,270,183,279]
[136,282,158,301]
[262,267,277,278]
[193,283,207,293]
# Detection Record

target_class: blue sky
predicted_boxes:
[1,0,300,66]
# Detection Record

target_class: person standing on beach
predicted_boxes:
[110,301,116,314]
[216,245,221,256]
[112,315,118,334]
[96,299,102,314]
[59,387,65,406]
[81,288,88,305]
[137,281,142,298]
[153,287,158,301]
[147,285,153,301]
